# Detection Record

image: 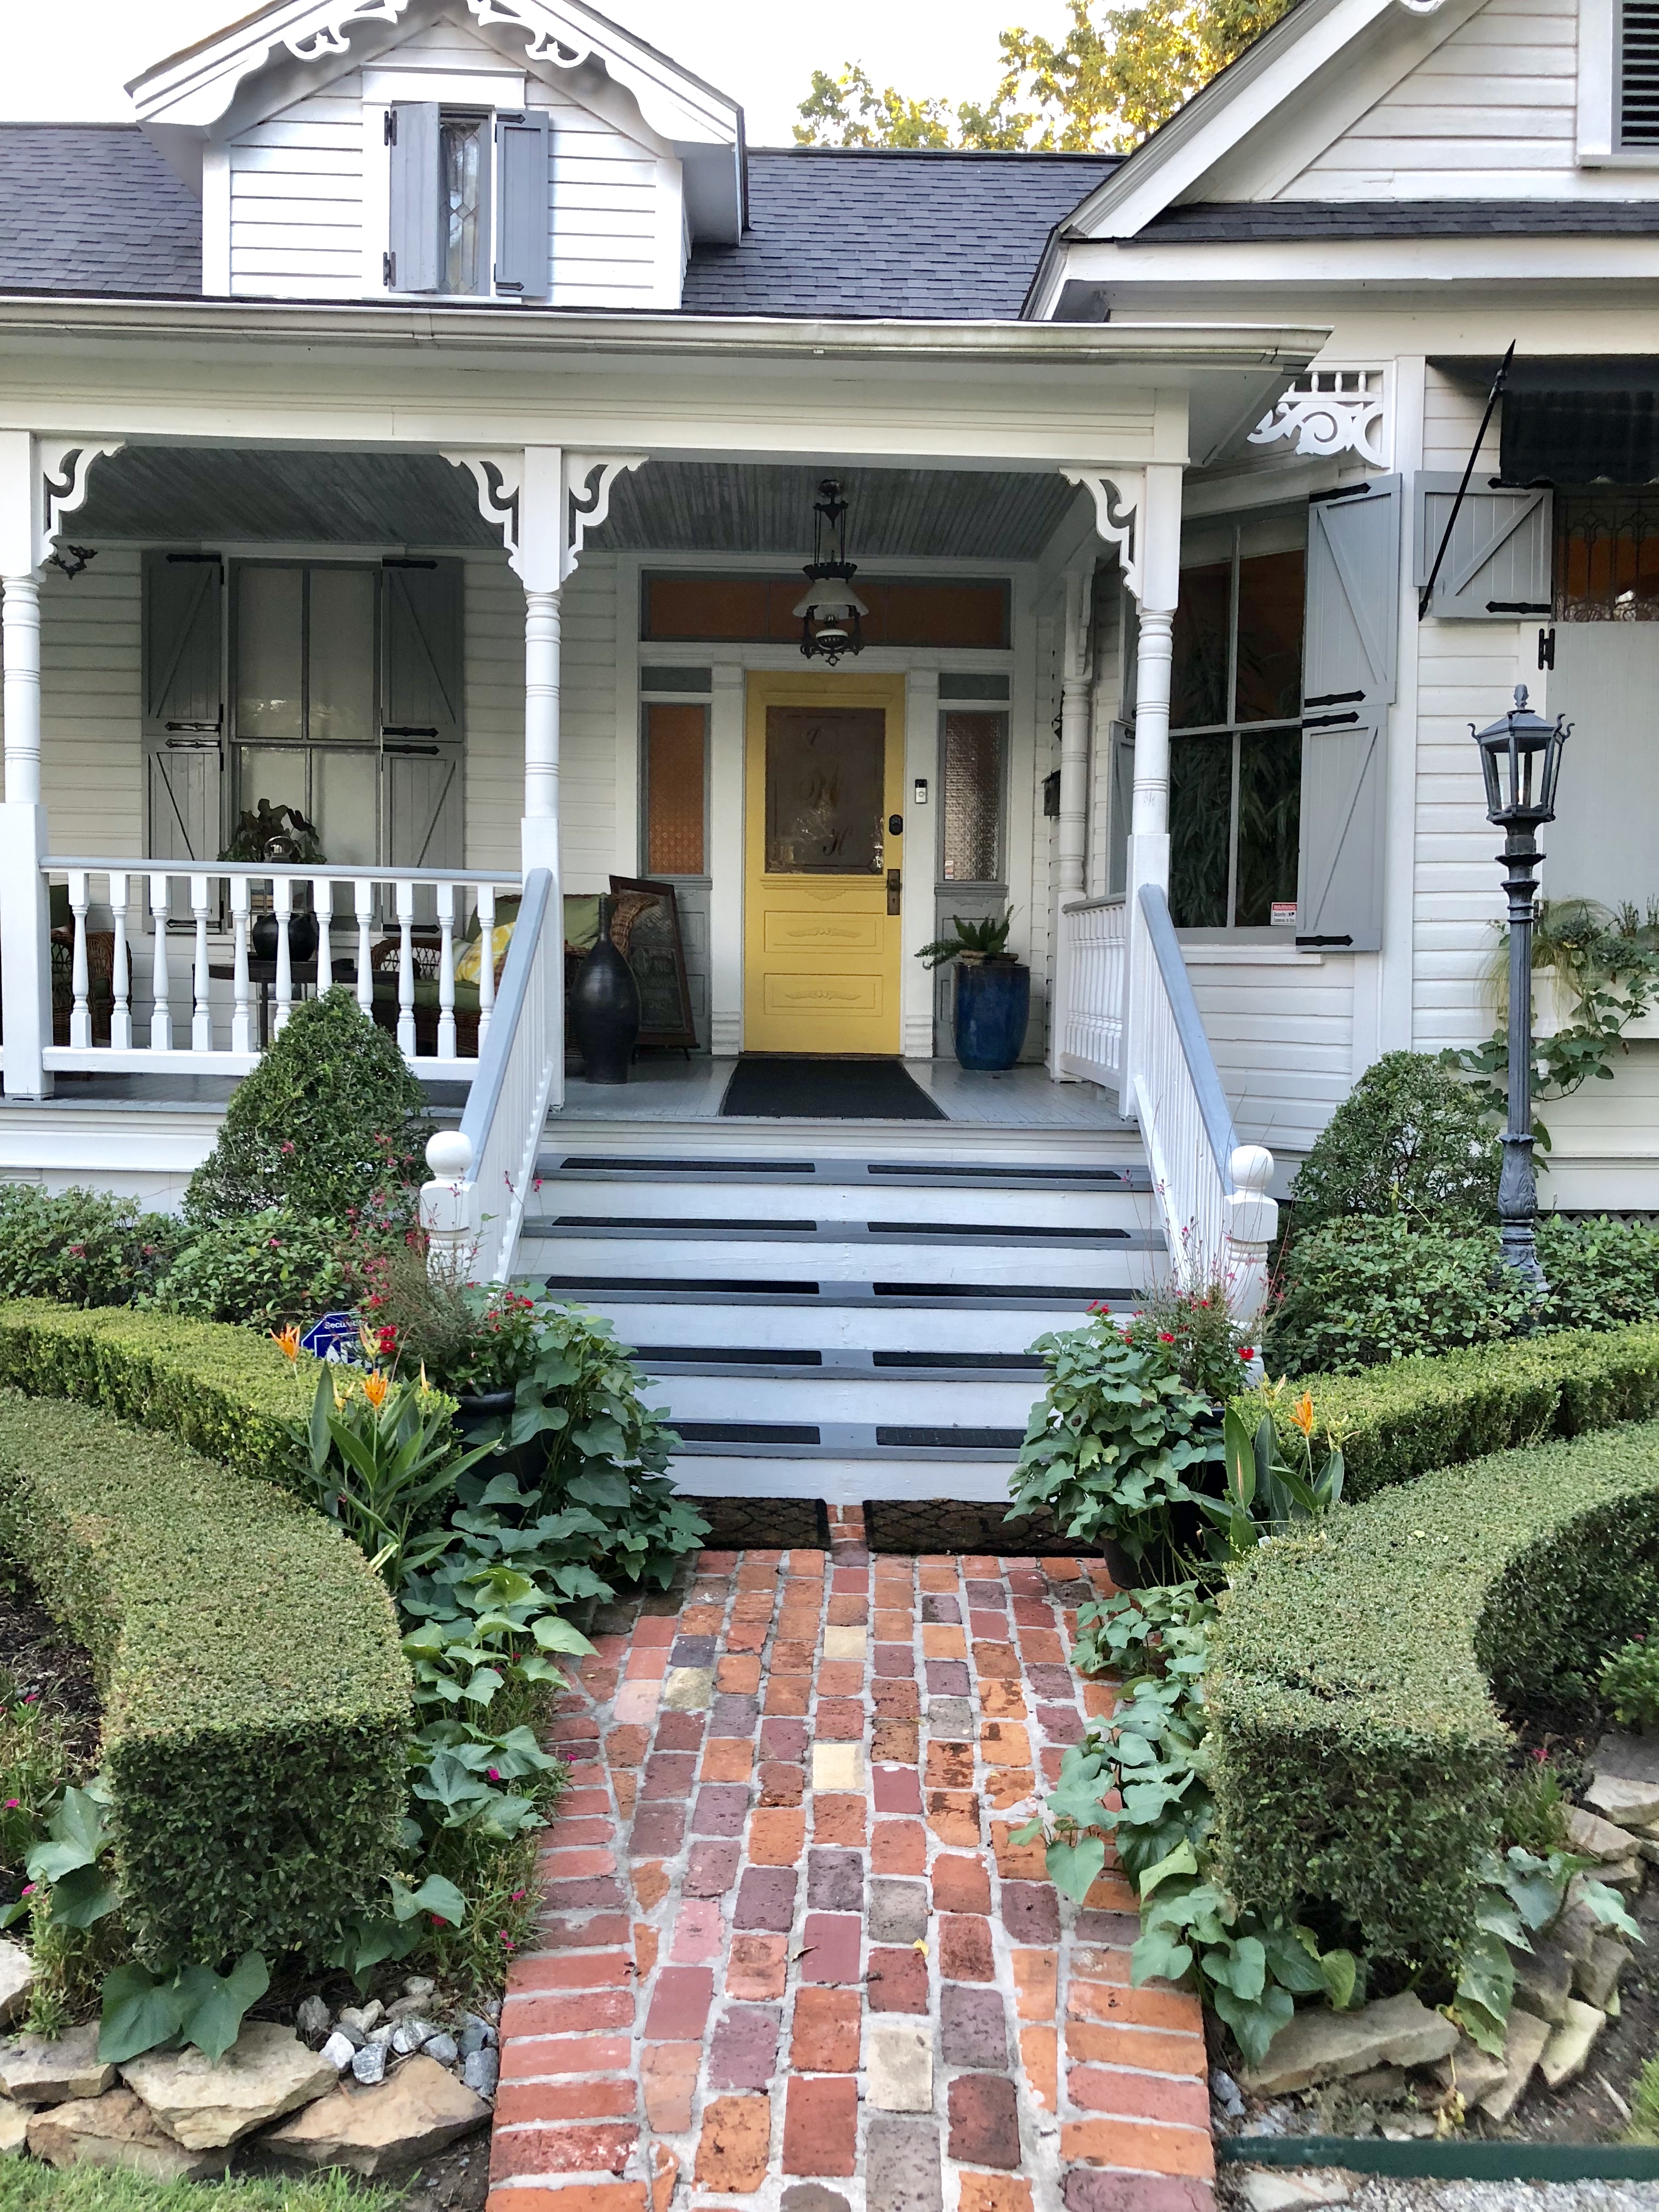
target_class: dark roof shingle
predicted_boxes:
[685,147,1119,319]
[0,125,202,295]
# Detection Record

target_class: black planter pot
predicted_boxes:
[252,911,320,964]
[452,1388,517,1448]
[571,909,641,1084]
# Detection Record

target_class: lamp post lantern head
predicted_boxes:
[795,478,868,667]
[1471,684,1570,831]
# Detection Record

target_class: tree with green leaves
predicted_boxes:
[794,0,1293,155]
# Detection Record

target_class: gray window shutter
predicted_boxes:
[1414,476,1554,619]
[387,102,441,293]
[1296,476,1401,951]
[142,551,223,866]
[494,111,550,297]
[382,558,462,743]
[383,751,463,875]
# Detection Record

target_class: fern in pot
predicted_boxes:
[918,912,1029,1072]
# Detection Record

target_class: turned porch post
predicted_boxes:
[0,433,52,1099]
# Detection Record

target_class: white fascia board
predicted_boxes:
[1060,0,1396,241]
[1056,234,1659,291]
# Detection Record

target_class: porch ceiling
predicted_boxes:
[73,447,1080,563]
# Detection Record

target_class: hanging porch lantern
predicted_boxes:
[794,479,867,665]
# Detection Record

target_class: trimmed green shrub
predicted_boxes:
[1287,1051,1499,1229]
[1540,1213,1659,1330]
[1244,1321,1659,1503]
[1207,1420,1659,1976]
[0,1188,184,1310]
[0,1302,314,1496]
[151,1207,387,1331]
[0,1390,408,1966]
[184,990,427,1231]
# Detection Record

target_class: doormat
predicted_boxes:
[681,1496,831,1549]
[864,1499,1108,1557]
[719,1057,946,1120]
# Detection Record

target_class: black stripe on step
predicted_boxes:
[673,1422,822,1444]
[872,1283,1128,1300]
[550,1216,819,1232]
[866,1164,1130,1182]
[543,1277,821,1296]
[875,1426,1027,1449]
[641,1348,825,1366]
[547,1157,816,1173]
[873,1351,1047,1370]
[869,1222,1129,1242]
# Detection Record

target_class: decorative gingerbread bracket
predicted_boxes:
[443,446,645,591]
[1062,468,1143,604]
[32,441,125,573]
[1248,367,1391,470]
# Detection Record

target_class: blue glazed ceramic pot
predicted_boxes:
[953,959,1030,1072]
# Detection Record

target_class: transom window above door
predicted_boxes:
[1167,516,1305,932]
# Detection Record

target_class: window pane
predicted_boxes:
[1235,730,1302,927]
[442,119,486,294]
[645,703,707,875]
[765,706,885,874]
[1234,549,1306,723]
[941,712,1004,883]
[235,567,303,740]
[1170,562,1230,730]
[1169,735,1232,928]
[307,568,376,743]
[1556,490,1659,619]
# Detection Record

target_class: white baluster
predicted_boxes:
[313,874,332,991]
[109,872,131,1051]
[67,871,91,1049]
[273,874,294,1033]
[230,877,252,1054]
[149,875,173,1052]
[437,883,456,1061]
[354,878,375,1016]
[396,879,416,1058]
[476,883,496,1051]
[190,874,211,1051]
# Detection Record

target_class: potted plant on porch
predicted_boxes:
[918,911,1030,1072]
[221,800,327,962]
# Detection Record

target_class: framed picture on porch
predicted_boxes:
[607,877,699,1051]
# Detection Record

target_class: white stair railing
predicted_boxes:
[1131,882,1278,1322]
[1057,893,1127,1090]
[419,866,560,1285]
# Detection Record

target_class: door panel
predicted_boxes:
[743,680,906,1054]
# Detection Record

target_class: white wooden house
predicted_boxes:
[1,0,1654,1496]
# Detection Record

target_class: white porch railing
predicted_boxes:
[1128,883,1278,1323]
[1057,893,1127,1089]
[419,867,560,1284]
[35,860,521,1084]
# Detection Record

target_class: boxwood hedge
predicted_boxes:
[1245,1320,1659,1502]
[1207,1420,1659,1975]
[0,1388,409,1966]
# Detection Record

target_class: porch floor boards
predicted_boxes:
[552,1059,1135,1132]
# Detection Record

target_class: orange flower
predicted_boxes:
[270,1324,301,1363]
[363,1370,391,1412]
[1291,1389,1317,1439]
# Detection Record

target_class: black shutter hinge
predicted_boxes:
[1539,625,1556,671]
[383,251,396,288]
[384,108,397,144]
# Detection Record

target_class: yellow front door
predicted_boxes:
[743,673,907,1054]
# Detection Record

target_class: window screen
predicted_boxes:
[644,702,707,876]
[941,712,1005,883]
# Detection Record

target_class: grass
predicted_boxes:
[0,2174,399,2212]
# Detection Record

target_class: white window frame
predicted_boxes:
[360,67,527,297]
[1577,0,1659,163]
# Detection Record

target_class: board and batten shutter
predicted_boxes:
[142,551,223,867]
[381,557,464,910]
[494,111,550,297]
[1413,475,1553,620]
[1296,476,1401,953]
[386,102,441,293]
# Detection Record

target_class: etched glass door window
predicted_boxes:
[764,707,885,873]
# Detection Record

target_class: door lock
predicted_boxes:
[886,868,902,916]
[888,812,904,837]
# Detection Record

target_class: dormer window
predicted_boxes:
[386,103,549,300]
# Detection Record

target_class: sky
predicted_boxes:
[0,0,1073,146]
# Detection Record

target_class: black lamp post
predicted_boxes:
[1470,683,1571,1287]
[794,480,868,665]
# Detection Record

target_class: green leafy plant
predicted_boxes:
[0,1187,184,1310]
[1452,1845,1639,2056]
[220,800,324,866]
[917,911,1014,968]
[184,989,427,1232]
[1118,1280,1259,1404]
[1268,1215,1544,1376]
[1601,1637,1659,1731]
[149,1206,388,1331]
[1008,1315,1222,1570]
[98,1951,270,2066]
[1200,1396,1345,1561]
[1287,1050,1500,1230]
[1499,1758,1570,1858]
[325,1870,470,1993]
[359,1240,545,1396]
[300,1363,492,1590]
[25,1781,119,1931]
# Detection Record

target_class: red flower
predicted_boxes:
[1239,1347,1255,1361]
[1159,1332,1175,1344]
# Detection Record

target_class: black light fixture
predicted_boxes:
[1470,682,1571,1289]
[48,544,97,581]
[794,479,867,665]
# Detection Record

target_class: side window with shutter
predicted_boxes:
[142,552,224,867]
[386,103,441,294]
[495,111,550,298]
[1414,476,1554,619]
[1297,476,1401,952]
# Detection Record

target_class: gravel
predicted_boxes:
[1226,2180,1659,2212]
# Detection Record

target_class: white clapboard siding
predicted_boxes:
[528,80,664,307]
[20,552,146,859]
[229,80,364,297]
[1282,0,1589,197]
[1186,962,1356,1155]
[461,551,619,887]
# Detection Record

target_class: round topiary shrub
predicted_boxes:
[1289,1050,1499,1230]
[184,989,427,1231]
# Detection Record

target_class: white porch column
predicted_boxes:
[1047,567,1093,1078]
[0,430,52,1101]
[1124,464,1183,1107]
[522,585,562,879]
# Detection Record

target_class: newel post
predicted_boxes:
[420,1128,478,1279]
[1224,1143,1279,1325]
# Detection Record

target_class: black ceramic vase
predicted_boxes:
[571,903,641,1084]
[252,911,320,964]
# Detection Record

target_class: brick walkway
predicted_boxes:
[488,1511,1214,2212]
